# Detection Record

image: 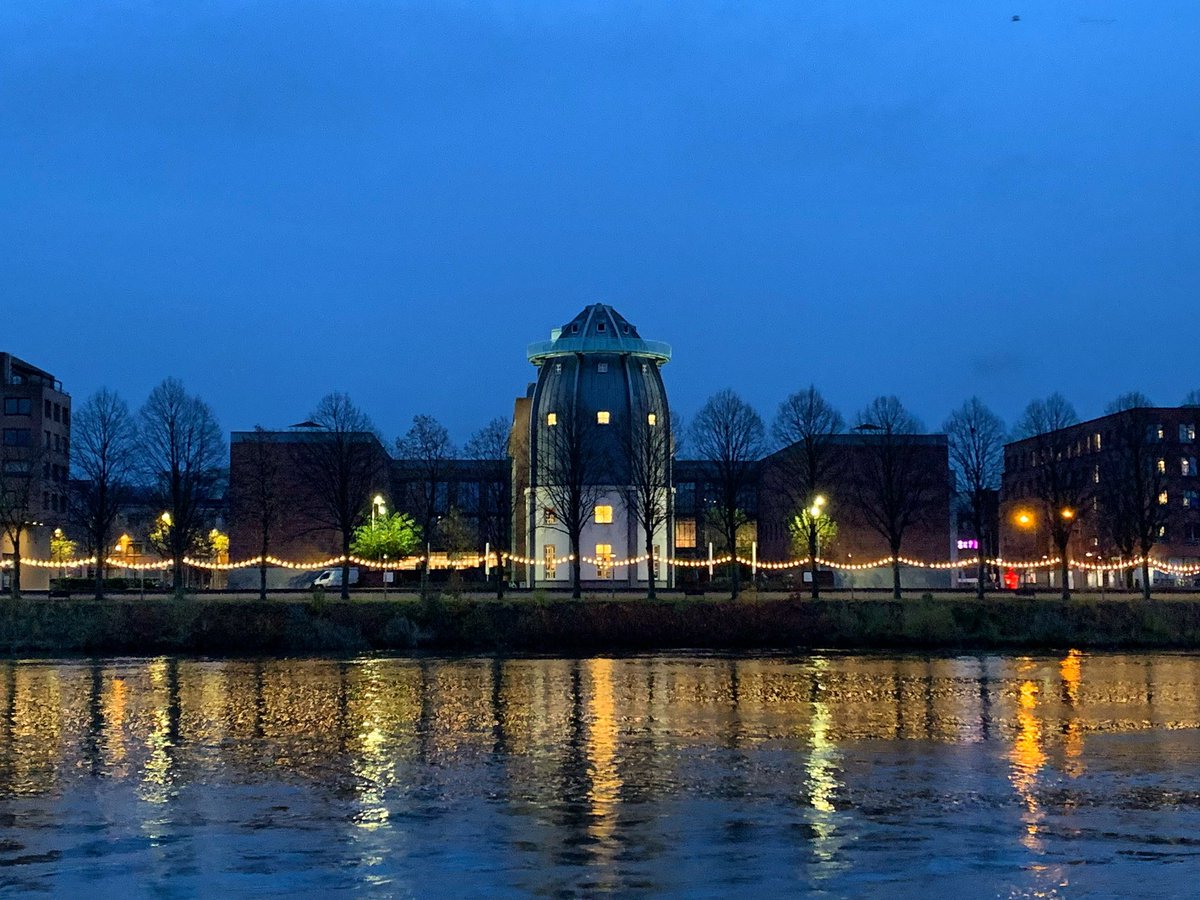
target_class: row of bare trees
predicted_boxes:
[689,388,952,600]
[230,394,516,601]
[0,379,226,599]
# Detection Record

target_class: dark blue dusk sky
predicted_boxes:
[4,1,1198,445]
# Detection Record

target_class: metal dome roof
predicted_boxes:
[526,304,671,365]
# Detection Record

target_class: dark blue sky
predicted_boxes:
[4,1,1198,445]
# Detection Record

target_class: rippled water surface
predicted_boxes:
[2,652,1200,896]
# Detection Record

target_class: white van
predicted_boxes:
[312,567,359,588]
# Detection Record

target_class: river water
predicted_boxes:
[1,653,1199,897]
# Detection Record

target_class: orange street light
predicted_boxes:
[1016,511,1034,528]
[1060,507,1075,520]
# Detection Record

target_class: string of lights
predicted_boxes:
[9,552,1200,576]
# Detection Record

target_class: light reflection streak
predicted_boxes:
[1009,673,1046,854]
[585,658,622,853]
[805,658,842,873]
[1060,650,1084,777]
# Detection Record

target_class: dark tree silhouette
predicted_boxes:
[396,414,456,593]
[943,397,1005,600]
[71,388,137,599]
[621,409,673,599]
[689,390,764,599]
[1013,393,1087,601]
[0,434,43,598]
[294,393,387,600]
[771,385,844,598]
[851,396,941,600]
[1097,393,1166,599]
[232,426,282,601]
[537,396,608,599]
[139,378,225,594]
[464,417,514,599]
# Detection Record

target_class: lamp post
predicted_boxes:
[372,495,386,530]
[808,495,826,599]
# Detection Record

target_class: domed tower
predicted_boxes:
[524,305,672,591]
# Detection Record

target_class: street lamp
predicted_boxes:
[372,495,386,529]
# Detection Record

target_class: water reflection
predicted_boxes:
[2,652,1200,894]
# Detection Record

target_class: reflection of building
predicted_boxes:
[519,305,672,589]
[0,353,71,591]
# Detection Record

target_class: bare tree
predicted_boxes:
[538,396,608,599]
[1013,392,1086,600]
[0,434,43,598]
[139,378,226,594]
[465,417,513,599]
[771,385,844,598]
[689,390,764,599]
[396,414,457,592]
[1097,394,1166,599]
[851,396,941,600]
[232,426,282,601]
[1182,390,1200,407]
[71,388,137,599]
[943,397,1005,600]
[621,410,673,599]
[294,393,387,600]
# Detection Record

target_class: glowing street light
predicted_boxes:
[1060,507,1075,521]
[372,495,387,529]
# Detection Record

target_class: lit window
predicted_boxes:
[597,362,608,374]
[1183,424,1197,443]
[1159,524,1169,539]
[595,505,613,524]
[595,544,612,578]
[1095,432,1102,450]
[1183,491,1199,509]
[546,412,557,426]
[1093,465,1100,484]
[1157,424,1166,441]
[555,363,563,373]
[597,411,610,425]
[647,413,657,426]
[544,507,557,524]
[1158,458,1167,474]
[1185,457,1198,477]
[544,545,557,579]
[1159,491,1169,506]
[675,518,697,548]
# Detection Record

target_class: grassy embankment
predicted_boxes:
[3,590,1200,655]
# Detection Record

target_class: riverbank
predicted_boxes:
[3,592,1200,655]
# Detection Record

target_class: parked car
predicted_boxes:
[312,567,359,589]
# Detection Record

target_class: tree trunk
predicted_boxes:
[729,540,741,600]
[646,533,657,600]
[10,530,21,599]
[1059,552,1071,602]
[494,557,504,600]
[808,526,819,600]
[172,554,184,595]
[571,556,581,600]
[1141,557,1152,602]
[340,535,351,601]
[976,553,986,601]
[891,555,902,600]
[94,547,106,601]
